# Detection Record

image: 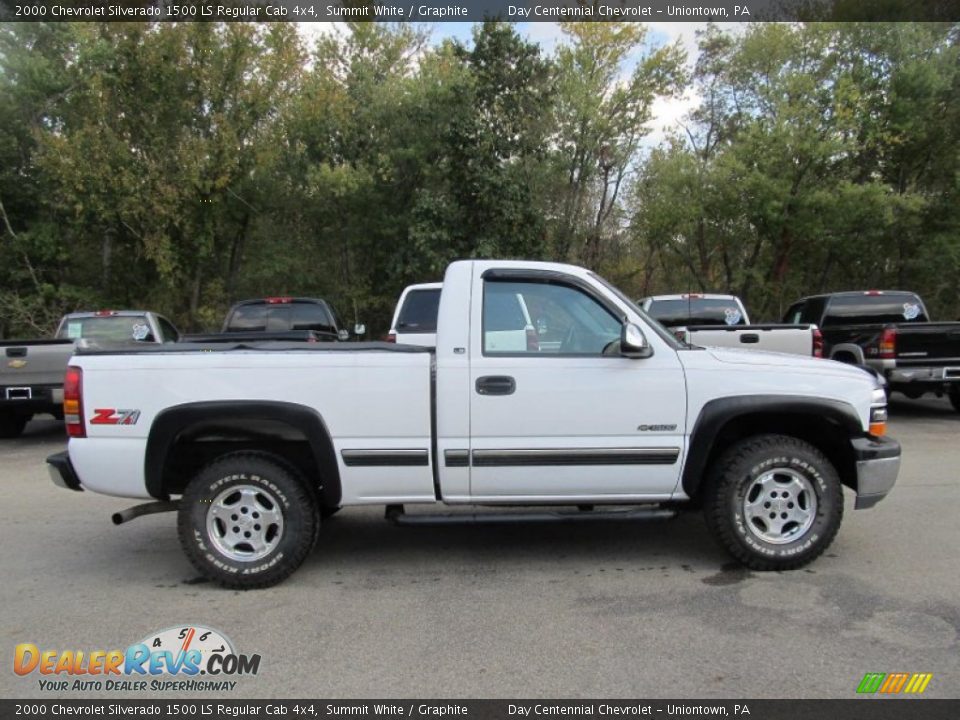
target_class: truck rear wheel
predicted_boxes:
[177,452,319,589]
[0,413,28,439]
[703,434,843,571]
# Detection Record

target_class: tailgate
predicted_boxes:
[895,323,960,364]
[686,324,813,355]
[0,341,74,386]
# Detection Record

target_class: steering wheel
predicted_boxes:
[561,325,581,353]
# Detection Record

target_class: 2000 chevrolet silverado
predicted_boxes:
[47,260,900,588]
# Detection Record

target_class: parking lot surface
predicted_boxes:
[2,397,958,699]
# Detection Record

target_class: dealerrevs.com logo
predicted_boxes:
[14,625,260,693]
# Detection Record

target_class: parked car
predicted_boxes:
[387,282,442,346]
[221,297,363,342]
[782,290,960,409]
[47,259,898,588]
[0,311,178,438]
[639,293,822,357]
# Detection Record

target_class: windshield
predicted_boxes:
[646,298,746,327]
[588,274,685,349]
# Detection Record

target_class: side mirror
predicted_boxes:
[354,323,366,337]
[621,322,653,359]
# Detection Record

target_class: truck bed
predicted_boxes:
[680,324,815,355]
[68,342,437,504]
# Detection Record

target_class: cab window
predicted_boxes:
[482,280,621,356]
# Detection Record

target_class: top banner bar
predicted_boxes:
[1,0,958,22]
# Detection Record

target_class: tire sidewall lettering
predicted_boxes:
[191,471,294,577]
[732,452,834,559]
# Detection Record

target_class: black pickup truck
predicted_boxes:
[783,291,960,410]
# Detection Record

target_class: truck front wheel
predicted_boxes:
[703,434,843,571]
[177,452,319,589]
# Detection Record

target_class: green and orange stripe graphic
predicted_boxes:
[857,672,933,694]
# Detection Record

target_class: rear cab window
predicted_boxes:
[226,301,336,334]
[396,289,441,333]
[57,316,154,343]
[646,298,746,327]
[822,294,928,326]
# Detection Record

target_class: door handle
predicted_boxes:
[476,376,516,396]
[740,334,760,344]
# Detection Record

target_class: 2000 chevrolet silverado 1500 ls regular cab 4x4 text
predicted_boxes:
[47,261,900,588]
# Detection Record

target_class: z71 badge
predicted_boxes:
[90,408,141,426]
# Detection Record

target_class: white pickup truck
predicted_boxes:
[47,260,900,588]
[640,294,822,357]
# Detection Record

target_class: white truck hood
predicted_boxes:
[706,347,873,380]
[678,347,883,434]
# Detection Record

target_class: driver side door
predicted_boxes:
[467,272,686,501]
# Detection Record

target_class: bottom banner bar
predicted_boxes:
[2,700,958,720]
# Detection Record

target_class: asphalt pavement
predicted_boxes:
[2,396,958,699]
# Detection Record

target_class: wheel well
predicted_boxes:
[146,402,342,508]
[689,412,857,500]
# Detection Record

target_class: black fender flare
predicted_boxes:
[144,400,341,508]
[681,395,863,497]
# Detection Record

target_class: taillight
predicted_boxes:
[879,328,897,359]
[812,327,824,358]
[384,333,396,343]
[265,297,292,304]
[526,326,540,352]
[63,365,85,438]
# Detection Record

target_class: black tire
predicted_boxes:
[177,452,319,589]
[703,434,843,571]
[949,387,960,413]
[0,414,28,439]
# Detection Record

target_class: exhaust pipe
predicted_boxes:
[112,500,179,525]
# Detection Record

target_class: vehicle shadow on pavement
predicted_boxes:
[887,394,960,420]
[1,417,66,444]
[298,510,730,578]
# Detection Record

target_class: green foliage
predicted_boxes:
[0,21,957,338]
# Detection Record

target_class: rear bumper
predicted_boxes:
[46,451,83,492]
[851,435,900,510]
[0,383,63,414]
[887,365,960,385]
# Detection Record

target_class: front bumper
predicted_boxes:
[851,435,900,509]
[46,451,83,492]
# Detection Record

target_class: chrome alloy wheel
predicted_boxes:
[742,468,817,545]
[206,485,284,561]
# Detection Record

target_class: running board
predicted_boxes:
[385,504,676,526]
